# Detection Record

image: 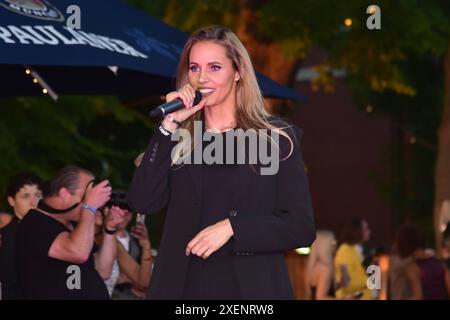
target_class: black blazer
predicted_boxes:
[127,119,316,299]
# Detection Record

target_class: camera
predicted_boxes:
[105,191,131,211]
[88,178,111,189]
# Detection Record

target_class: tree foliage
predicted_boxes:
[0,95,154,210]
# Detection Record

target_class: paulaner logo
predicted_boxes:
[0,0,64,22]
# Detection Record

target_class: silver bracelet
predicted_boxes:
[165,115,182,127]
[158,123,171,136]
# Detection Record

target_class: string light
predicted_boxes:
[366,105,373,113]
[409,136,416,145]
[344,18,352,27]
[23,66,58,101]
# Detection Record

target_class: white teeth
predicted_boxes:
[199,88,215,94]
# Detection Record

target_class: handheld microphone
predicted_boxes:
[149,90,202,117]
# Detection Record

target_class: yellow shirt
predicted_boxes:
[334,243,372,300]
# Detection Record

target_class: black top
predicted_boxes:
[16,210,109,300]
[0,216,22,299]
[182,130,242,299]
[416,257,449,300]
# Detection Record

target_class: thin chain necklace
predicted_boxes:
[205,121,237,133]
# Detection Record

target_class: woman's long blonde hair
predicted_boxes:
[172,26,294,165]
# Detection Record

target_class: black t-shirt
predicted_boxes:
[16,210,109,300]
[0,216,22,299]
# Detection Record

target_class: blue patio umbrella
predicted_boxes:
[0,0,305,101]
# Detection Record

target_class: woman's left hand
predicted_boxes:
[185,219,234,259]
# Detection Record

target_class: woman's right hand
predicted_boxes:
[162,84,207,131]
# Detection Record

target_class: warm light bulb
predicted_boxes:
[295,247,311,255]
[43,88,48,94]
[25,69,31,75]
[344,18,352,27]
[33,78,38,84]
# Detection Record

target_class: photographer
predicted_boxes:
[95,192,153,299]
[16,166,126,299]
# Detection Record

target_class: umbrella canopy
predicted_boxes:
[0,0,305,100]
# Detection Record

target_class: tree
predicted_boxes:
[0,95,154,210]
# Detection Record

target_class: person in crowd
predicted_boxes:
[395,223,450,300]
[334,217,372,300]
[305,230,338,300]
[16,166,126,299]
[388,231,413,300]
[0,172,42,299]
[442,222,450,270]
[95,192,153,299]
[388,254,413,300]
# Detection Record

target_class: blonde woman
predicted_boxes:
[305,230,338,300]
[128,25,315,299]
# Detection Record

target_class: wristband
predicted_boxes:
[158,123,172,136]
[81,204,97,215]
[164,115,182,127]
[104,226,117,235]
